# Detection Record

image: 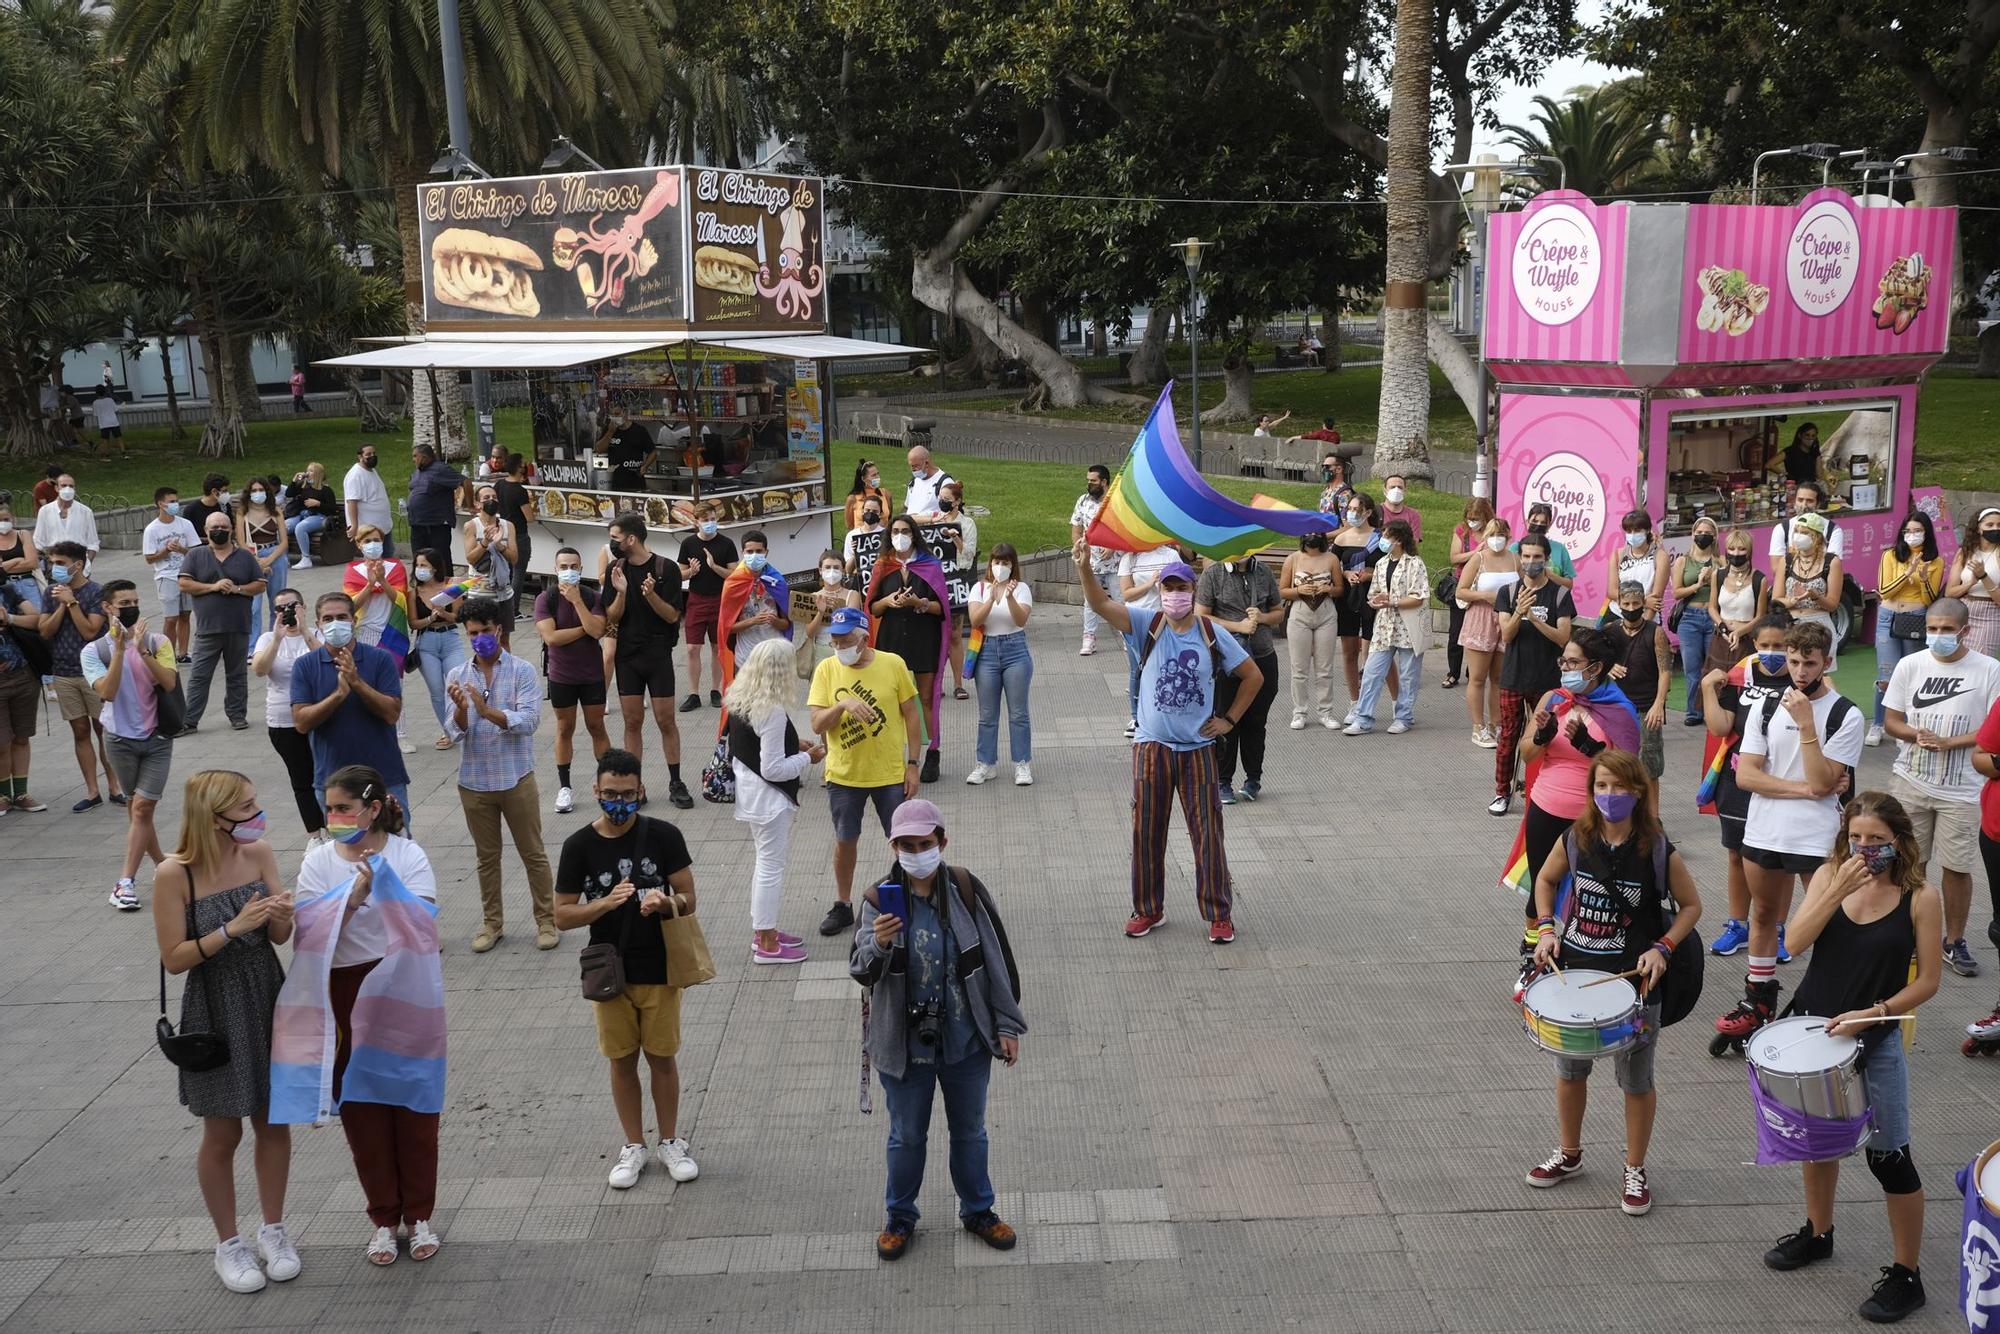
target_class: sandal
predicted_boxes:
[408,1220,440,1261]
[366,1226,397,1265]
[953,686,969,700]
[434,734,454,750]
[1440,674,1460,689]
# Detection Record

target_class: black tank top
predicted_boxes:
[1789,890,1914,1048]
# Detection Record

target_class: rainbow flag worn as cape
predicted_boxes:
[344,557,411,669]
[866,550,952,750]
[270,851,446,1125]
[1499,684,1646,896]
[716,563,793,700]
[1084,383,1339,561]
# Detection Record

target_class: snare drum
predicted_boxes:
[1975,1139,2000,1214]
[1521,970,1642,1057]
[1748,1015,1870,1121]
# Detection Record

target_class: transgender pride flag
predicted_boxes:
[270,856,446,1125]
[1084,383,1338,561]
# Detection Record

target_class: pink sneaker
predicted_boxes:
[777,931,804,948]
[753,943,809,965]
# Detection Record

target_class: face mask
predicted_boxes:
[49,565,71,584]
[1159,590,1194,619]
[897,846,944,880]
[414,566,434,583]
[1385,487,1405,504]
[1303,538,1327,553]
[1088,484,1105,498]
[225,810,267,844]
[1694,532,1714,549]
[471,632,500,659]
[699,522,718,539]
[1324,468,1339,481]
[117,605,140,628]
[1790,529,1814,551]
[835,643,863,666]
[250,491,267,505]
[361,541,383,559]
[208,528,230,545]
[1486,536,1505,552]
[1346,511,1364,527]
[1620,606,1646,622]
[1521,559,1547,578]
[820,567,843,585]
[58,486,75,502]
[1850,841,1897,876]
[1593,791,1639,823]
[217,491,231,507]
[1528,522,1549,535]
[164,502,180,517]
[558,568,583,587]
[1728,552,1750,568]
[1929,632,1960,658]
[1756,650,1787,674]
[321,620,355,648]
[891,534,913,554]
[1983,529,2000,546]
[744,552,769,573]
[599,796,640,823]
[1903,531,1925,548]
[1560,668,1589,693]
[481,500,499,516]
[326,817,369,844]
[862,511,881,525]
[1624,530,1647,548]
[361,456,378,469]
[991,563,1011,581]
[0,521,11,536]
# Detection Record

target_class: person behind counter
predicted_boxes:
[1781,421,1822,487]
[676,503,737,713]
[596,409,658,493]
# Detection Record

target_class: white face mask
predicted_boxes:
[558,568,583,586]
[1486,536,1506,553]
[820,566,843,584]
[1385,487,1405,504]
[0,521,12,535]
[414,566,434,582]
[58,486,75,502]
[250,491,267,505]
[991,563,1011,582]
[1790,529,1814,551]
[897,846,944,880]
[891,533,913,554]
[361,541,383,559]
[834,643,863,666]
[1903,531,1925,547]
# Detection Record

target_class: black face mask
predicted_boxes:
[1528,522,1549,535]
[1303,538,1327,553]
[862,511,881,525]
[1693,532,1714,549]
[1983,529,2000,546]
[360,456,377,470]
[1620,606,1646,622]
[208,529,229,545]
[481,500,499,516]
[1728,552,1750,567]
[116,605,140,628]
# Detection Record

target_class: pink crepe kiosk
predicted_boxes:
[1483,187,1961,636]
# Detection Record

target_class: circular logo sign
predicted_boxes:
[1524,451,1608,560]
[1787,198,1859,316]
[1511,203,1602,326]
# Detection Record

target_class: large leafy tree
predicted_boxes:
[0,0,136,458]
[110,0,671,454]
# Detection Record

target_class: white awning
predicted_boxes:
[315,339,671,370]
[702,334,931,361]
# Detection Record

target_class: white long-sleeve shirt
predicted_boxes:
[731,707,813,822]
[34,499,99,558]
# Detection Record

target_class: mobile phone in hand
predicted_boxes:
[876,880,907,925]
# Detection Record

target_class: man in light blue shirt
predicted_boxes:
[1074,545,1261,944]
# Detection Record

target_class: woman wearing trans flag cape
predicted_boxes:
[272,764,446,1268]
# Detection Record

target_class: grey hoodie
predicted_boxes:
[850,866,1026,1080]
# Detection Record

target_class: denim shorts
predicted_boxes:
[1860,1032,1911,1151]
[827,781,904,844]
[1554,1001,1663,1094]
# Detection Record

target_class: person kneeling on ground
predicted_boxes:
[850,798,1024,1261]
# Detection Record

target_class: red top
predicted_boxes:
[1977,696,2000,839]
[31,479,57,513]
[1298,428,1341,445]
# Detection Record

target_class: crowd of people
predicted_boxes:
[10,447,2000,1322]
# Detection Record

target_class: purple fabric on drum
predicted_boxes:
[1747,1065,1872,1165]
[1957,1159,2000,1330]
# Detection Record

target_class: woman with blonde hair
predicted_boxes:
[1774,510,1842,662]
[1703,527,1772,673]
[726,637,825,963]
[1455,516,1520,748]
[153,768,297,1293]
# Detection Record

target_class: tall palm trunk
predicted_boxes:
[393,162,468,459]
[1375,0,1436,481]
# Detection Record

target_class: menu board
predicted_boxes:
[418,168,688,327]
[786,360,824,458]
[687,169,826,330]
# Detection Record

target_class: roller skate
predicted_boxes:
[1962,1006,2000,1057]
[1710,979,1781,1057]
[1511,935,1540,1005]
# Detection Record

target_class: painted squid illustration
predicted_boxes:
[551,169,680,312]
[755,194,824,320]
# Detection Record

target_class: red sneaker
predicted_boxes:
[1208,918,1235,944]
[1620,1164,1651,1216]
[1524,1147,1582,1188]
[1124,912,1164,938]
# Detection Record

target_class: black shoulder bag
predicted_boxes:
[156,866,231,1072]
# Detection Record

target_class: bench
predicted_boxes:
[850,411,936,451]
[1273,344,1311,369]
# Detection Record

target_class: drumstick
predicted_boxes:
[1579,968,1646,988]
[1546,958,1565,981]
[1808,1015,1915,1030]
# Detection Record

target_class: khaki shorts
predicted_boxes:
[1890,772,1978,874]
[51,674,98,723]
[593,983,682,1059]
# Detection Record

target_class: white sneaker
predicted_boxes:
[555,785,575,813]
[1289,713,1307,730]
[255,1222,301,1282]
[965,763,995,785]
[659,1137,699,1182]
[1387,720,1410,735]
[398,738,417,755]
[1864,723,1885,748]
[1342,720,1371,736]
[1014,763,1033,786]
[1342,709,1357,726]
[1472,727,1498,749]
[293,556,313,570]
[608,1142,648,1189]
[1122,719,1137,739]
[1319,714,1339,730]
[214,1237,266,1293]
[307,829,329,847]
[109,878,140,911]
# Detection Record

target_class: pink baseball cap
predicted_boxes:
[888,798,945,840]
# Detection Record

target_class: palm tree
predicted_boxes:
[654,48,771,169]
[1374,0,1435,481]
[1501,88,1663,201]
[110,0,669,454]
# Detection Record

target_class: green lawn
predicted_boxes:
[1911,368,1998,491]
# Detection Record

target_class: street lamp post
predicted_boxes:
[436,0,494,457]
[1176,237,1212,475]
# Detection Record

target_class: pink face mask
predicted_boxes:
[1159,590,1194,619]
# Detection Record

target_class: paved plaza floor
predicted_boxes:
[2,547,1996,1332]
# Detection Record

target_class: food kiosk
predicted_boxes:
[321,165,926,577]
[1483,187,1960,636]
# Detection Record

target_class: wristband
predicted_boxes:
[1652,937,1674,959]
[1535,925,1555,939]
[219,921,231,943]
[1535,915,1555,927]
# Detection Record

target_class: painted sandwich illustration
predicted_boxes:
[1873,253,1931,336]
[694,245,758,296]
[431,227,543,318]
[1693,265,1770,337]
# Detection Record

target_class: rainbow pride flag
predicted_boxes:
[344,558,411,670]
[1085,384,1338,560]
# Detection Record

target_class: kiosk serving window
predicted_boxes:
[1658,399,1898,537]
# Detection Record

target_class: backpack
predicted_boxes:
[1138,611,1227,712]
[89,634,184,735]
[698,732,735,804]
[850,865,1020,1003]
[1756,689,1858,808]
[1561,830,1705,1027]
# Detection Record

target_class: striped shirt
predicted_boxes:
[443,651,542,792]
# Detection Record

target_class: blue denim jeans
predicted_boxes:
[414,625,469,733]
[1675,604,1714,721]
[973,631,1033,765]
[250,545,287,639]
[1873,603,1924,724]
[287,512,326,555]
[1354,646,1419,728]
[880,1049,994,1227]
